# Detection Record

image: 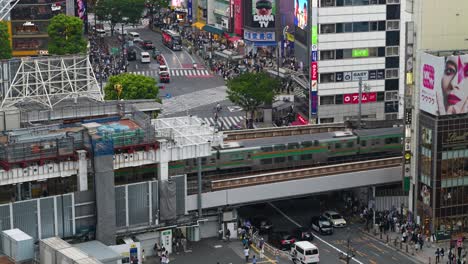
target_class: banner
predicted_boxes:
[234,0,243,35]
[294,0,308,30]
[343,92,377,104]
[187,0,192,22]
[310,0,318,118]
[419,53,468,116]
[252,0,275,28]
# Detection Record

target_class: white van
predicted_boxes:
[140,52,151,63]
[128,32,140,41]
[290,241,319,264]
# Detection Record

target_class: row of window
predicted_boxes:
[320,47,383,60]
[320,68,399,84]
[320,113,397,124]
[320,0,399,7]
[319,91,399,105]
[320,20,399,34]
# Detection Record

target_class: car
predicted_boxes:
[140,52,151,63]
[159,71,170,83]
[310,215,334,235]
[159,65,168,72]
[141,40,154,50]
[292,227,314,241]
[127,48,137,61]
[268,231,296,251]
[322,211,347,228]
[250,216,273,234]
[153,49,161,58]
[133,37,143,43]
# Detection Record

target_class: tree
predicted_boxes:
[95,0,145,34]
[104,73,160,101]
[0,21,12,59]
[48,14,87,55]
[226,72,280,127]
[146,0,169,28]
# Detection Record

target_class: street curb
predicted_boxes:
[359,229,427,264]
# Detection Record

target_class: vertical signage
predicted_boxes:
[187,0,193,22]
[233,0,242,35]
[310,0,319,118]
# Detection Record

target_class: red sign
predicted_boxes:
[234,0,243,36]
[343,92,377,104]
[311,62,318,80]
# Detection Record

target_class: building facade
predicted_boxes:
[294,0,405,124]
[9,0,77,56]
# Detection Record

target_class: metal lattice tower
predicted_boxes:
[0,0,21,20]
[1,55,104,109]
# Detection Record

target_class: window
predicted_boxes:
[320,50,335,60]
[335,94,343,104]
[335,143,342,149]
[385,68,399,79]
[302,141,313,147]
[301,154,313,160]
[261,146,273,152]
[370,21,378,31]
[287,143,300,149]
[387,0,400,3]
[320,118,334,123]
[344,23,353,32]
[274,157,286,163]
[353,22,369,32]
[385,113,398,120]
[377,92,385,101]
[378,21,386,31]
[261,158,273,165]
[343,49,353,59]
[385,137,399,144]
[321,0,336,7]
[385,91,399,101]
[274,144,286,151]
[321,24,336,34]
[320,96,335,105]
[354,0,370,4]
[347,142,354,148]
[361,140,367,147]
[387,20,400,30]
[386,46,398,56]
[368,47,378,57]
[320,73,335,83]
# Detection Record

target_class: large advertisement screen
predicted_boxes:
[420,53,468,116]
[294,0,307,30]
[252,0,275,28]
[171,0,183,7]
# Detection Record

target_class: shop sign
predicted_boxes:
[343,92,377,104]
[311,26,318,45]
[336,72,343,82]
[187,0,192,21]
[352,71,368,81]
[352,48,369,57]
[311,51,318,62]
[311,62,318,80]
[243,30,275,41]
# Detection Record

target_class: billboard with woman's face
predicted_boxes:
[420,52,468,116]
[294,0,307,30]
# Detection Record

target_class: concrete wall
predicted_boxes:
[418,0,468,51]
[186,166,402,211]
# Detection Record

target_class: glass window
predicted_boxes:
[336,23,343,33]
[353,0,370,4]
[347,142,354,148]
[321,24,336,34]
[335,143,342,149]
[287,143,300,149]
[385,69,399,79]
[385,91,399,101]
[377,92,385,101]
[344,23,353,32]
[387,20,400,30]
[321,0,336,7]
[386,46,399,56]
[320,96,335,105]
[301,154,313,160]
[378,21,386,31]
[261,146,273,152]
[353,22,369,32]
[335,94,343,104]
[370,21,378,31]
[274,157,286,163]
[302,141,313,147]
[320,118,334,123]
[368,47,378,57]
[343,49,353,59]
[274,144,286,151]
[361,140,367,147]
[336,0,344,5]
[320,50,335,60]
[261,158,273,165]
[335,49,343,59]
[320,73,335,83]
[387,0,400,3]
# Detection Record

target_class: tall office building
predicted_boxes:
[407,0,468,236]
[294,0,405,124]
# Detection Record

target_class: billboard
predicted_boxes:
[419,53,468,116]
[343,92,377,104]
[294,0,308,30]
[309,0,318,118]
[171,0,183,7]
[252,0,275,28]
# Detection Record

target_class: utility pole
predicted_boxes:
[339,237,355,264]
[275,0,280,78]
[357,77,370,129]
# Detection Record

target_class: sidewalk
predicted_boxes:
[360,227,455,264]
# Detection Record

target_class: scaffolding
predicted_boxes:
[1,55,103,109]
[0,0,21,20]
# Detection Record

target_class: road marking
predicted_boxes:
[392,256,398,261]
[369,260,377,264]
[250,244,275,264]
[321,248,330,253]
[214,245,222,248]
[371,251,380,257]
[267,202,364,264]
[369,243,386,254]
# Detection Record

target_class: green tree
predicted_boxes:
[95,0,145,34]
[48,14,87,55]
[0,22,12,60]
[146,0,169,28]
[104,73,160,101]
[226,72,280,126]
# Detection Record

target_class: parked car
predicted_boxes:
[322,211,347,228]
[310,215,334,235]
[159,71,170,83]
[141,40,154,50]
[250,216,273,234]
[292,227,314,241]
[268,231,296,251]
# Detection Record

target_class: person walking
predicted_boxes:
[252,255,257,264]
[441,248,445,261]
[435,248,440,263]
[244,246,250,263]
[225,228,231,242]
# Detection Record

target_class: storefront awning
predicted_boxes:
[245,40,277,47]
[227,36,242,42]
[192,21,205,30]
[202,25,224,35]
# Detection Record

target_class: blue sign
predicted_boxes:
[311,91,318,115]
[311,51,318,62]
[187,0,192,22]
[244,30,275,42]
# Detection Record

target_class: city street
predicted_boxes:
[238,195,420,264]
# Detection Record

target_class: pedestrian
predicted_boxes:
[441,248,445,260]
[436,248,440,263]
[225,228,231,242]
[244,246,249,263]
[252,255,257,264]
[142,249,146,263]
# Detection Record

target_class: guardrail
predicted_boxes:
[224,123,347,140]
[211,157,402,190]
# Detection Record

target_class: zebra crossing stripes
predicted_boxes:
[129,70,158,77]
[199,115,245,128]
[170,69,211,77]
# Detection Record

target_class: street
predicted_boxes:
[238,195,419,264]
[123,27,245,128]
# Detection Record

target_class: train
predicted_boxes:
[114,126,404,187]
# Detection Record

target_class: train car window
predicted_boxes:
[302,141,313,148]
[385,137,399,144]
[202,157,207,165]
[261,146,273,152]
[210,158,216,164]
[288,155,300,161]
[347,142,354,148]
[375,139,380,145]
[185,159,191,166]
[230,153,244,161]
[274,157,286,163]
[335,143,342,149]
[274,144,286,151]
[314,140,320,146]
[361,140,367,147]
[261,158,273,165]
[301,154,313,160]
[247,153,252,159]
[288,143,300,149]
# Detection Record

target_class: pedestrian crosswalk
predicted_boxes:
[128,69,212,78]
[198,115,245,129]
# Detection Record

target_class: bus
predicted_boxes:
[162,30,182,51]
